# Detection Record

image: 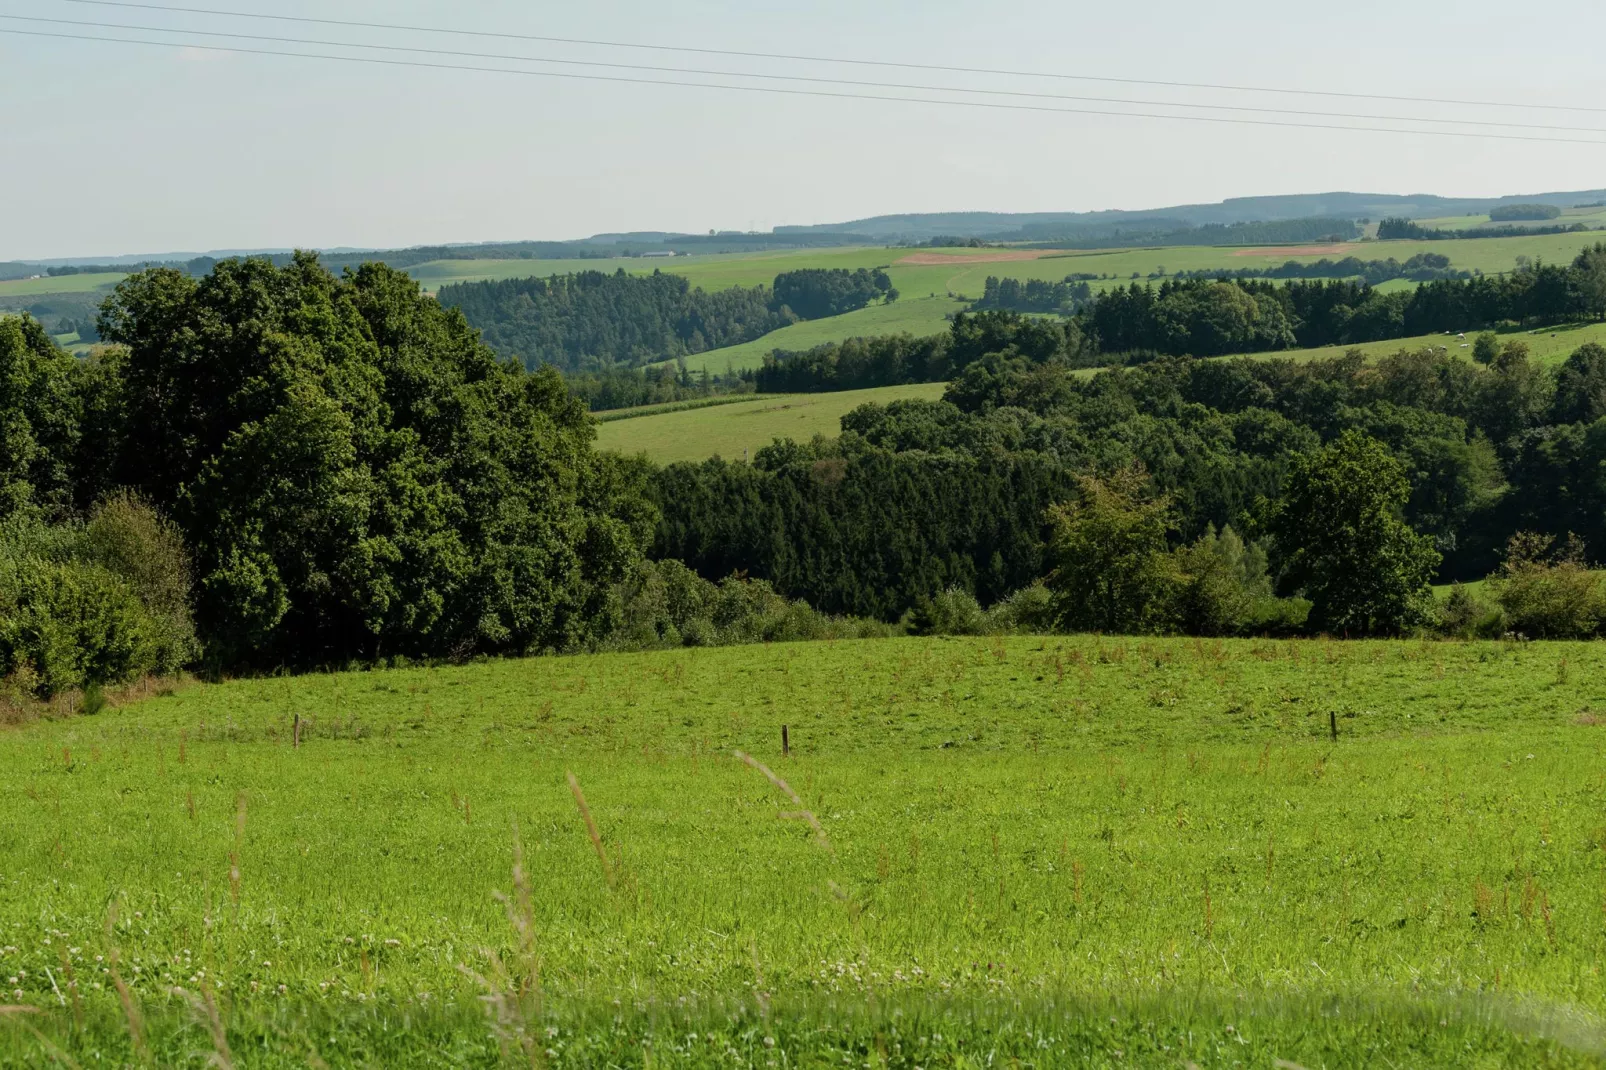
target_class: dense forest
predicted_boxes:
[973,275,1095,314]
[437,270,792,372]
[440,267,897,372]
[1011,216,1363,249]
[663,336,1606,626]
[771,267,895,318]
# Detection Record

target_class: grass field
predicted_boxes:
[1416,206,1606,233]
[0,271,126,299]
[594,381,948,463]
[664,295,965,376]
[1228,318,1606,368]
[3,635,1606,1066]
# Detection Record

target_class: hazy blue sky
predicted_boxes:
[5,0,1606,259]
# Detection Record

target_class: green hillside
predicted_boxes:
[664,294,964,375]
[0,271,126,298]
[594,381,948,463]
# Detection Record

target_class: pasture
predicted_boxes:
[1229,318,1606,369]
[0,271,126,299]
[664,294,965,375]
[594,382,947,464]
[1415,205,1606,233]
[2,635,1606,1066]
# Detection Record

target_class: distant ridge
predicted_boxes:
[13,187,1606,271]
[778,189,1606,240]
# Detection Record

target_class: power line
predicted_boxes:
[7,27,1606,147]
[8,13,1601,134]
[55,0,1606,116]
[7,12,1605,134]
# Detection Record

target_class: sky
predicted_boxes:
[4,0,1606,260]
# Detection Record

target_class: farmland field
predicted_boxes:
[1228,318,1606,368]
[0,271,126,298]
[594,381,948,463]
[412,227,1606,304]
[1416,205,1606,232]
[3,635,1606,1066]
[664,294,965,375]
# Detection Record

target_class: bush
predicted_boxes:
[82,492,198,674]
[610,559,894,650]
[906,587,987,636]
[0,500,197,697]
[1171,525,1271,636]
[1490,532,1601,639]
[1438,583,1503,639]
[0,550,162,697]
[986,583,1056,633]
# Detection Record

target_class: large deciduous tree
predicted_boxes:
[1270,430,1440,635]
[1044,466,1179,634]
[97,253,653,668]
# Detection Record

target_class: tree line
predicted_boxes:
[440,267,897,373]
[1378,217,1591,240]
[1174,252,1466,286]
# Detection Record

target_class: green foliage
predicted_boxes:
[96,254,651,669]
[1438,581,1503,639]
[1489,203,1563,222]
[1491,532,1602,639]
[0,314,78,519]
[1472,331,1501,364]
[437,269,794,372]
[1171,524,1276,636]
[770,267,891,320]
[905,586,987,636]
[0,523,166,698]
[1550,342,1606,424]
[1575,242,1606,319]
[1271,430,1442,635]
[973,274,1093,314]
[1045,468,1179,634]
[611,558,893,648]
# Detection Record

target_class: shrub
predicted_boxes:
[1171,525,1271,636]
[1491,532,1601,639]
[610,559,894,650]
[906,588,987,636]
[82,492,198,673]
[986,584,1056,633]
[0,503,197,697]
[0,550,161,697]
[1438,582,1503,639]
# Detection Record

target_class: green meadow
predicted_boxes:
[0,271,126,299]
[594,382,947,464]
[663,295,966,375]
[3,635,1606,1065]
[1232,318,1606,369]
[1416,205,1606,233]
